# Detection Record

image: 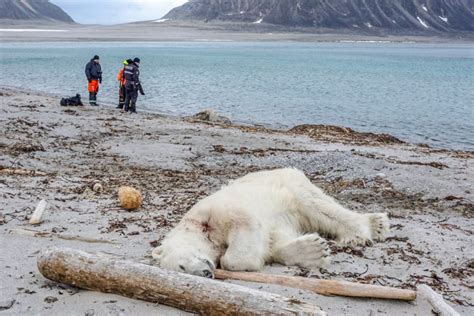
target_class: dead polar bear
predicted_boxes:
[153,168,389,277]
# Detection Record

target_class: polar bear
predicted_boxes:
[153,168,389,278]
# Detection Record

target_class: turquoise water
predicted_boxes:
[1,42,473,150]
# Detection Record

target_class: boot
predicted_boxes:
[89,92,95,106]
[130,102,137,113]
[89,93,98,106]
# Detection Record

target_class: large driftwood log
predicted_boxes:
[215,269,416,301]
[37,247,326,315]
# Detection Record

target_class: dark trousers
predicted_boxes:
[89,92,97,105]
[124,86,138,113]
[118,84,126,108]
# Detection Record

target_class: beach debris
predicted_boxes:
[211,145,320,156]
[0,167,47,176]
[192,110,231,125]
[37,247,324,315]
[29,199,48,225]
[418,284,460,316]
[44,296,58,304]
[444,195,464,201]
[0,300,15,311]
[10,227,119,244]
[9,142,45,155]
[289,124,405,145]
[118,186,142,210]
[385,158,448,169]
[215,269,416,301]
[85,309,95,316]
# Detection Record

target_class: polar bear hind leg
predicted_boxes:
[272,233,330,269]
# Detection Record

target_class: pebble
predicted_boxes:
[92,183,103,193]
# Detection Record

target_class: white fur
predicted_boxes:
[153,168,389,277]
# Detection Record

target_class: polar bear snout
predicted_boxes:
[202,269,214,278]
[153,244,216,278]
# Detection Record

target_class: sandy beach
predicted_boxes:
[0,87,472,315]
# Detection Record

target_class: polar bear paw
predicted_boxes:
[274,234,331,269]
[336,213,389,246]
[368,213,390,242]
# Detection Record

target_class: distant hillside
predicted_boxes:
[163,0,474,33]
[0,0,74,23]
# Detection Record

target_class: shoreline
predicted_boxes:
[1,21,473,43]
[3,85,473,155]
[1,87,473,315]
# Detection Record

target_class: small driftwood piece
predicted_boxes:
[0,168,47,176]
[215,269,417,301]
[418,284,460,316]
[29,199,47,225]
[37,247,326,315]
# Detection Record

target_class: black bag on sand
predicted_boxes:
[60,94,83,106]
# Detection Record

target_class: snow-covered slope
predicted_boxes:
[163,0,474,33]
[0,0,74,23]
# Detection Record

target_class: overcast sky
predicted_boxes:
[51,0,188,24]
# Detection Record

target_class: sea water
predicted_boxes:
[0,42,472,150]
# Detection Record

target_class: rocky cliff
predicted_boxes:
[0,0,74,22]
[164,0,474,33]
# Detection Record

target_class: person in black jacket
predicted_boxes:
[85,55,102,106]
[123,57,144,113]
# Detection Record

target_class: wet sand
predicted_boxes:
[0,88,472,315]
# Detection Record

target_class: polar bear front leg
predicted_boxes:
[272,233,331,269]
[220,223,267,272]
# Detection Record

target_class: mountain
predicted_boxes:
[0,0,74,23]
[163,0,474,33]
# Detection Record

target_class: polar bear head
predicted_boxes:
[152,244,215,278]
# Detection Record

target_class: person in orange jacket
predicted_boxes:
[116,59,132,109]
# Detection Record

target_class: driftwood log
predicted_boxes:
[37,247,326,315]
[29,199,47,225]
[0,168,47,176]
[418,285,460,316]
[215,269,417,301]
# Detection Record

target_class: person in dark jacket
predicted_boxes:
[116,59,132,109]
[85,55,102,106]
[123,57,144,113]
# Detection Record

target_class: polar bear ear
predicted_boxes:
[151,246,164,263]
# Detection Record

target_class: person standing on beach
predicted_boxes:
[123,57,144,113]
[116,59,131,109]
[85,55,102,106]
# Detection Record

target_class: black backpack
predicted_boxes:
[60,94,83,106]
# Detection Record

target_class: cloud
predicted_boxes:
[51,0,188,24]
